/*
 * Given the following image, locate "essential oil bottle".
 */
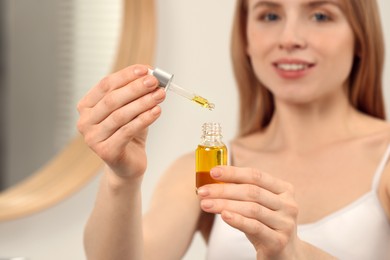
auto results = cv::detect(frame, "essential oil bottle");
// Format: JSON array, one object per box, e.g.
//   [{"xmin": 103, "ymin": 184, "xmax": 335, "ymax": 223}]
[{"xmin": 195, "ymin": 122, "xmax": 228, "ymax": 188}]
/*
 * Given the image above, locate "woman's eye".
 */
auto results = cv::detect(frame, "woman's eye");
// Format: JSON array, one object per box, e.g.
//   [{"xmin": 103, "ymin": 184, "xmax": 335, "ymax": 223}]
[
  {"xmin": 313, "ymin": 12, "xmax": 330, "ymax": 22},
  {"xmin": 259, "ymin": 12, "xmax": 280, "ymax": 22}
]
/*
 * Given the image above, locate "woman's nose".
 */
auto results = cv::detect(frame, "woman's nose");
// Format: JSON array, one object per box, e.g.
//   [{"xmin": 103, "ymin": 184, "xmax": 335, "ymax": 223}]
[{"xmin": 278, "ymin": 21, "xmax": 307, "ymax": 52}]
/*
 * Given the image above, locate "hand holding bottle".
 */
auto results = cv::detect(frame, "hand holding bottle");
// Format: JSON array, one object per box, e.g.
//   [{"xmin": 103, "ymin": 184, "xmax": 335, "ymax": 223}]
[
  {"xmin": 197, "ymin": 166, "xmax": 302, "ymax": 259},
  {"xmin": 77, "ymin": 64, "xmax": 166, "ymax": 179}
]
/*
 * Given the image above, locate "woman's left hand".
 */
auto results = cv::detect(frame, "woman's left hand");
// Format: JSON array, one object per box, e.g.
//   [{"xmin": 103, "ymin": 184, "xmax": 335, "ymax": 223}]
[{"xmin": 197, "ymin": 166, "xmax": 301, "ymax": 259}]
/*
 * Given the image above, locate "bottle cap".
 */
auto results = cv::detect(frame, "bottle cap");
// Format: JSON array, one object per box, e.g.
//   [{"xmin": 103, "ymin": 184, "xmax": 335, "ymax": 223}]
[{"xmin": 148, "ymin": 68, "xmax": 174, "ymax": 90}]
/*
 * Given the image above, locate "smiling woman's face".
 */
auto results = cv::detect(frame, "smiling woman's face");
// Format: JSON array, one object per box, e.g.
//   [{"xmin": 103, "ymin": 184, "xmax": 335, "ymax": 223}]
[{"xmin": 246, "ymin": 0, "xmax": 355, "ymax": 105}]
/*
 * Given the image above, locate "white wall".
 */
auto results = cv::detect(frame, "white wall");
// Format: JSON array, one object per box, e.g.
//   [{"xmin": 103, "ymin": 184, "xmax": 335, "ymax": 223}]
[{"xmin": 0, "ymin": 0, "xmax": 389, "ymax": 259}]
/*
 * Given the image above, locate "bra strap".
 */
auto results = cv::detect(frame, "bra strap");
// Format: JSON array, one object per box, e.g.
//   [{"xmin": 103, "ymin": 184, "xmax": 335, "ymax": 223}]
[{"xmin": 372, "ymin": 143, "xmax": 390, "ymax": 190}]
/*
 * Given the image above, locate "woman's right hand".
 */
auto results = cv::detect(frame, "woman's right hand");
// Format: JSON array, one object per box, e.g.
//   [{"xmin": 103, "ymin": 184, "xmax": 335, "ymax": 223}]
[{"xmin": 77, "ymin": 64, "xmax": 165, "ymax": 179}]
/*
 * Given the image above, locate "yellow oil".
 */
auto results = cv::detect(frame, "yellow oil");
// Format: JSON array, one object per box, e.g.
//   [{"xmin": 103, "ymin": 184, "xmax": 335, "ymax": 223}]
[
  {"xmin": 195, "ymin": 145, "xmax": 227, "ymax": 188},
  {"xmin": 192, "ymin": 95, "xmax": 215, "ymax": 110}
]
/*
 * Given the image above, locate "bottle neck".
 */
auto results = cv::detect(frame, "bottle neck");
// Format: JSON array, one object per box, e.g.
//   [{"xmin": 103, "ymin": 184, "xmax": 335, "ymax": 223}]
[
  {"xmin": 200, "ymin": 122, "xmax": 224, "ymax": 146},
  {"xmin": 202, "ymin": 134, "xmax": 222, "ymax": 142}
]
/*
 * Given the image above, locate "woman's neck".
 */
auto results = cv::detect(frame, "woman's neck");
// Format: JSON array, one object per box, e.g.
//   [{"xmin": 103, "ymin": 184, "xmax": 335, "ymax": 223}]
[{"xmin": 263, "ymin": 94, "xmax": 361, "ymax": 153}]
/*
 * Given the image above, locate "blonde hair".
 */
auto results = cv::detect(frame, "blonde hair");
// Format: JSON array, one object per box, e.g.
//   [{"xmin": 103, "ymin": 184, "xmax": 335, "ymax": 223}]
[{"xmin": 231, "ymin": 0, "xmax": 386, "ymax": 137}]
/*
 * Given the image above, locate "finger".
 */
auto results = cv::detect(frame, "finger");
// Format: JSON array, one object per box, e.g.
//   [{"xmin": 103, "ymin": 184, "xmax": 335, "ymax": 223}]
[
  {"xmin": 106, "ymin": 105, "xmax": 162, "ymax": 151},
  {"xmin": 210, "ymin": 166, "xmax": 290, "ymax": 195},
  {"xmin": 220, "ymin": 210, "xmax": 286, "ymax": 250},
  {"xmin": 91, "ymin": 105, "xmax": 162, "ymax": 161},
  {"xmin": 91, "ymin": 88, "xmax": 166, "ymax": 143},
  {"xmin": 78, "ymin": 64, "xmax": 149, "ymax": 111},
  {"xmin": 89, "ymin": 74, "xmax": 159, "ymax": 125},
  {"xmin": 83, "ymin": 86, "xmax": 165, "ymax": 146},
  {"xmin": 197, "ymin": 183, "xmax": 281, "ymax": 211},
  {"xmin": 77, "ymin": 75, "xmax": 160, "ymax": 137},
  {"xmin": 200, "ymin": 198, "xmax": 286, "ymax": 229}
]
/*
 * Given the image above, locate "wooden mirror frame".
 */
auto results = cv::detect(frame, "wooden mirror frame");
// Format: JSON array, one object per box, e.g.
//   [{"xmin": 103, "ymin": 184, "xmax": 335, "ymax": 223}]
[{"xmin": 0, "ymin": 0, "xmax": 156, "ymax": 221}]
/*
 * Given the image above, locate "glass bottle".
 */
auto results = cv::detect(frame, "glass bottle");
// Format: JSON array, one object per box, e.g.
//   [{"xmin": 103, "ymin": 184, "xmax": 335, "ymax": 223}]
[{"xmin": 195, "ymin": 122, "xmax": 228, "ymax": 188}]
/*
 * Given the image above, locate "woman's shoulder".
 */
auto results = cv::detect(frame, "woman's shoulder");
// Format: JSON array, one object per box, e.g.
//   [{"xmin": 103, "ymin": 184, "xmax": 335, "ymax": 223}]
[
  {"xmin": 354, "ymin": 114, "xmax": 390, "ymax": 145},
  {"xmin": 230, "ymin": 131, "xmax": 265, "ymax": 150},
  {"xmin": 365, "ymin": 118, "xmax": 390, "ymax": 221},
  {"xmin": 351, "ymin": 114, "xmax": 390, "ymax": 219},
  {"xmin": 169, "ymin": 151, "xmax": 195, "ymax": 168},
  {"xmin": 159, "ymin": 150, "xmax": 196, "ymax": 181}
]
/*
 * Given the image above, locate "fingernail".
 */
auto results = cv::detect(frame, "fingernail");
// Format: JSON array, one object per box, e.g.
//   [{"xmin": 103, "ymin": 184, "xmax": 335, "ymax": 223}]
[
  {"xmin": 196, "ymin": 187, "xmax": 209, "ymax": 196},
  {"xmin": 152, "ymin": 89, "xmax": 165, "ymax": 101},
  {"xmin": 151, "ymin": 106, "xmax": 161, "ymax": 116},
  {"xmin": 201, "ymin": 200, "xmax": 214, "ymax": 209},
  {"xmin": 143, "ymin": 76, "xmax": 156, "ymax": 87},
  {"xmin": 134, "ymin": 67, "xmax": 147, "ymax": 76},
  {"xmin": 222, "ymin": 211, "xmax": 233, "ymax": 220},
  {"xmin": 210, "ymin": 168, "xmax": 221, "ymax": 178}
]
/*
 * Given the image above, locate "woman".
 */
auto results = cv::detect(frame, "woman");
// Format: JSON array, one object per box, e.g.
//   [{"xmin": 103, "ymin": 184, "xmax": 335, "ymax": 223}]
[{"xmin": 77, "ymin": 0, "xmax": 390, "ymax": 259}]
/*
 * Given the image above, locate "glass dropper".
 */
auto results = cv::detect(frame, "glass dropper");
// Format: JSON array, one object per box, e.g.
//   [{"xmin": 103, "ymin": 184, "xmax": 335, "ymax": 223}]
[{"xmin": 148, "ymin": 67, "xmax": 215, "ymax": 110}]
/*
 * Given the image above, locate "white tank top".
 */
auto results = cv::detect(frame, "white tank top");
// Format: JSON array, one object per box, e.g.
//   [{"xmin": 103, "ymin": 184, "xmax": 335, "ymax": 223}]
[{"xmin": 206, "ymin": 145, "xmax": 390, "ymax": 260}]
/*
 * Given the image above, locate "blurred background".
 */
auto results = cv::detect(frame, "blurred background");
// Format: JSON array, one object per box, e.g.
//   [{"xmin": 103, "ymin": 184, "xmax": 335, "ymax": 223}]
[{"xmin": 0, "ymin": 0, "xmax": 388, "ymax": 259}]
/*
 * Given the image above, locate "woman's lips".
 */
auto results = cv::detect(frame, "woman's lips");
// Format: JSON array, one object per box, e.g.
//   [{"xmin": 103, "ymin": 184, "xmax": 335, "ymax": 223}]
[{"xmin": 273, "ymin": 60, "xmax": 315, "ymax": 79}]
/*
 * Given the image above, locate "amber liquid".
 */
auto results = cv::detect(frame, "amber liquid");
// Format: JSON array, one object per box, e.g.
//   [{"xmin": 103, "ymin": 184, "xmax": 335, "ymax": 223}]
[
  {"xmin": 192, "ymin": 95, "xmax": 215, "ymax": 110},
  {"xmin": 195, "ymin": 145, "xmax": 227, "ymax": 188}
]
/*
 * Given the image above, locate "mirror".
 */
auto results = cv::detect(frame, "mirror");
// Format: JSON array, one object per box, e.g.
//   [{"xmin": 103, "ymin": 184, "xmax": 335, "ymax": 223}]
[
  {"xmin": 0, "ymin": 0, "xmax": 124, "ymax": 190},
  {"xmin": 0, "ymin": 0, "xmax": 156, "ymax": 221}
]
